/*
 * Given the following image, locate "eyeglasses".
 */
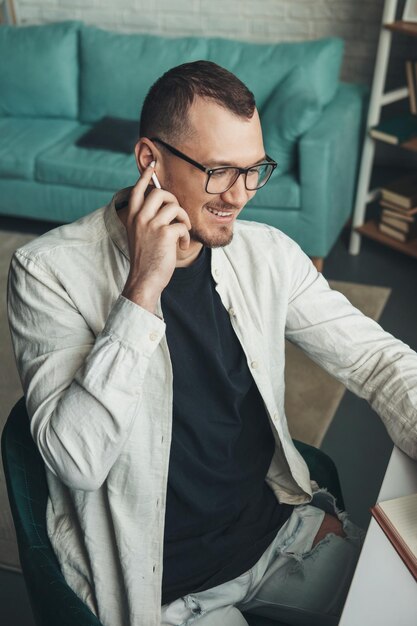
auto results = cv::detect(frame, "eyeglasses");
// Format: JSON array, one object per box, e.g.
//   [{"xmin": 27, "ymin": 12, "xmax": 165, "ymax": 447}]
[{"xmin": 150, "ymin": 137, "xmax": 277, "ymax": 195}]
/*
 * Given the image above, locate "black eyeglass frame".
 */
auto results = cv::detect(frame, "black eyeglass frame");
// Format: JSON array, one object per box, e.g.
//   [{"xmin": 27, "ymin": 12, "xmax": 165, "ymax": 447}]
[{"xmin": 150, "ymin": 136, "xmax": 277, "ymax": 194}]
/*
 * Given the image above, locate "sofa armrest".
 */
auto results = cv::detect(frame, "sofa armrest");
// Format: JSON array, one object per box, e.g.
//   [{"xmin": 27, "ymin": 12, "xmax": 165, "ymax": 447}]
[{"xmin": 298, "ymin": 82, "xmax": 369, "ymax": 257}]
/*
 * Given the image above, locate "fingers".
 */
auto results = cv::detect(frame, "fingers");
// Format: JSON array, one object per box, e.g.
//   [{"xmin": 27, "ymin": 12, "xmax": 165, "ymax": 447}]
[
  {"xmin": 127, "ymin": 163, "xmax": 190, "ymax": 230},
  {"xmin": 168, "ymin": 222, "xmax": 191, "ymax": 251},
  {"xmin": 128, "ymin": 186, "xmax": 182, "ymax": 227},
  {"xmin": 137, "ymin": 189, "xmax": 184, "ymax": 224},
  {"xmin": 129, "ymin": 161, "xmax": 155, "ymax": 204},
  {"xmin": 125, "ymin": 163, "xmax": 191, "ymax": 255},
  {"xmin": 150, "ymin": 202, "xmax": 191, "ymax": 231},
  {"xmin": 127, "ymin": 163, "xmax": 176, "ymax": 220}
]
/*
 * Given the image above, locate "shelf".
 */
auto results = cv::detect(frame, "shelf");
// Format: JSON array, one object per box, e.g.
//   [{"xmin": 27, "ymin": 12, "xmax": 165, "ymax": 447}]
[
  {"xmin": 355, "ymin": 220, "xmax": 417, "ymax": 259},
  {"xmin": 384, "ymin": 20, "xmax": 417, "ymax": 36},
  {"xmin": 369, "ymin": 133, "xmax": 417, "ymax": 152}
]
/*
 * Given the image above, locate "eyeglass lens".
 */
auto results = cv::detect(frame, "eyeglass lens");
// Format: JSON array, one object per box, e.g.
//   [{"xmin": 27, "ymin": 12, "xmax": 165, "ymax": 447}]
[{"xmin": 207, "ymin": 163, "xmax": 274, "ymax": 194}]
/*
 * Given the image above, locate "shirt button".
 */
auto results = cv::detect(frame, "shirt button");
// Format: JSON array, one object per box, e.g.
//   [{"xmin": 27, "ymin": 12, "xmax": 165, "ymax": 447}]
[
  {"xmin": 228, "ymin": 307, "xmax": 236, "ymax": 317},
  {"xmin": 149, "ymin": 331, "xmax": 158, "ymax": 341},
  {"xmin": 273, "ymin": 412, "xmax": 279, "ymax": 421},
  {"xmin": 250, "ymin": 360, "xmax": 258, "ymax": 369},
  {"xmin": 214, "ymin": 268, "xmax": 220, "ymax": 277}
]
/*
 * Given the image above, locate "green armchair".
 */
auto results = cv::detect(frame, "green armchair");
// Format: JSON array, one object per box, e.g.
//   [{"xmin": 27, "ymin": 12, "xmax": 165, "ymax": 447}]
[{"xmin": 2, "ymin": 397, "xmax": 344, "ymax": 626}]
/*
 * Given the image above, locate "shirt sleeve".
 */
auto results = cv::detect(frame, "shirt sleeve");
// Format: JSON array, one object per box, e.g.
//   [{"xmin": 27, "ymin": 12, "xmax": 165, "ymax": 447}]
[
  {"xmin": 283, "ymin": 237, "xmax": 417, "ymax": 460},
  {"xmin": 7, "ymin": 250, "xmax": 166, "ymax": 491}
]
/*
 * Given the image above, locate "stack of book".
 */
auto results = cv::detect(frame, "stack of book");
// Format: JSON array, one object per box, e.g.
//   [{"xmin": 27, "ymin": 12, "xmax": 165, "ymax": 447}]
[{"xmin": 378, "ymin": 173, "xmax": 417, "ymax": 242}]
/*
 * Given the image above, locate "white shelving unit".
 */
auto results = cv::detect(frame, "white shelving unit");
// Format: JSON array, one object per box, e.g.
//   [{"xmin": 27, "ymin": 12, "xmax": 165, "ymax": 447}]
[{"xmin": 349, "ymin": 0, "xmax": 417, "ymax": 259}]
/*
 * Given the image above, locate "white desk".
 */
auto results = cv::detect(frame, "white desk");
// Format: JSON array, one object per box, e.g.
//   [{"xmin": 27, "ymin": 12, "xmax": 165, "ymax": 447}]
[{"xmin": 339, "ymin": 446, "xmax": 417, "ymax": 626}]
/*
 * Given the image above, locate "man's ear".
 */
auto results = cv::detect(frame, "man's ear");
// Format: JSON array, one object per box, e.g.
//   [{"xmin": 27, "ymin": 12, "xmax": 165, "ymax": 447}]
[{"xmin": 134, "ymin": 139, "xmax": 156, "ymax": 174}]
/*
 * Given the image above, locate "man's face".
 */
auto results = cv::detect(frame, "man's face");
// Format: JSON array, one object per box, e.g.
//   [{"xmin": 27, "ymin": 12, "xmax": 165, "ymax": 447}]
[{"xmin": 160, "ymin": 97, "xmax": 265, "ymax": 249}]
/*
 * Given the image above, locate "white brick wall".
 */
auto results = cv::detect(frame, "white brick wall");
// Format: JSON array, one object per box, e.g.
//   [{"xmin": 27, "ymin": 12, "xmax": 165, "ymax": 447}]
[{"xmin": 13, "ymin": 0, "xmax": 415, "ymax": 88}]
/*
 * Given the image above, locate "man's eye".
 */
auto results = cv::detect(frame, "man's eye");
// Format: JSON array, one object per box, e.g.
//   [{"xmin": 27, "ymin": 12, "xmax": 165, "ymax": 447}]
[{"xmin": 211, "ymin": 169, "xmax": 229, "ymax": 178}]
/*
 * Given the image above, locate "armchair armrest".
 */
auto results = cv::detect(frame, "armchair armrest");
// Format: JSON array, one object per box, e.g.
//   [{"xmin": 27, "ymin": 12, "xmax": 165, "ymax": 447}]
[{"xmin": 298, "ymin": 82, "xmax": 369, "ymax": 257}]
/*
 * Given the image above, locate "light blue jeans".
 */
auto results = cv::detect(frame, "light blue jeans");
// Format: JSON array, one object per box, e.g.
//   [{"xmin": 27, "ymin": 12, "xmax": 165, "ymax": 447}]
[{"xmin": 161, "ymin": 490, "xmax": 365, "ymax": 626}]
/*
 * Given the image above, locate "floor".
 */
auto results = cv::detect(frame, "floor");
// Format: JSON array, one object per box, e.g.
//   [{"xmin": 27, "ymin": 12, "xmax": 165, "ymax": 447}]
[{"xmin": 0, "ymin": 215, "xmax": 416, "ymax": 626}]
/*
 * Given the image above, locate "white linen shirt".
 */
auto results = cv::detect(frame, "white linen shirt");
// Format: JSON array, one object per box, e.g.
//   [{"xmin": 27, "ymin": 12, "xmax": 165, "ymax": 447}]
[{"xmin": 7, "ymin": 188, "xmax": 417, "ymax": 626}]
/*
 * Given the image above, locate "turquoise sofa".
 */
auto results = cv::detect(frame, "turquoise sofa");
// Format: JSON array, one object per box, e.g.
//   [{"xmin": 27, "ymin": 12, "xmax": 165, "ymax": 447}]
[{"xmin": 0, "ymin": 21, "xmax": 367, "ymax": 258}]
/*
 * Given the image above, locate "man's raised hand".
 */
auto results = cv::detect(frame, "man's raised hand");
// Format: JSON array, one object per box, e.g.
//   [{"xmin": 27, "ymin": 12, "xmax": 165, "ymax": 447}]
[{"xmin": 121, "ymin": 162, "xmax": 191, "ymax": 314}]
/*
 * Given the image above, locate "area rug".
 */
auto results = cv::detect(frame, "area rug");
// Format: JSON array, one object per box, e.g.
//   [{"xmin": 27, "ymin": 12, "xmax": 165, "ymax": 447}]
[{"xmin": 0, "ymin": 229, "xmax": 391, "ymax": 570}]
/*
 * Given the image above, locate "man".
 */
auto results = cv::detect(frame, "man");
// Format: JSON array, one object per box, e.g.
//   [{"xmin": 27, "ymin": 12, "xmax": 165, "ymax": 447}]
[{"xmin": 7, "ymin": 61, "xmax": 417, "ymax": 626}]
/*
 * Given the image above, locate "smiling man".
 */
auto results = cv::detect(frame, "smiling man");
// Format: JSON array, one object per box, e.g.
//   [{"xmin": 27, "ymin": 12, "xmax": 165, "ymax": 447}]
[{"xmin": 7, "ymin": 61, "xmax": 417, "ymax": 626}]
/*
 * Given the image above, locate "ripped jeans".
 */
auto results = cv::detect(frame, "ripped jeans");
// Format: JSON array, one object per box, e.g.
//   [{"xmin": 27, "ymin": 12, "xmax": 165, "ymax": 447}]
[{"xmin": 161, "ymin": 490, "xmax": 365, "ymax": 626}]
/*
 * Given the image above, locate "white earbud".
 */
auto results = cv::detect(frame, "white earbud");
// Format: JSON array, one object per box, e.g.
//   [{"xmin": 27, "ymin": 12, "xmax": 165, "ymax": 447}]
[{"xmin": 150, "ymin": 160, "xmax": 162, "ymax": 189}]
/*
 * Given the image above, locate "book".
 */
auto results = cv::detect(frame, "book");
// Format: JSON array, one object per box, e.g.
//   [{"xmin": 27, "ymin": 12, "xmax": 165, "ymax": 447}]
[
  {"xmin": 371, "ymin": 493, "xmax": 417, "ymax": 581},
  {"xmin": 380, "ymin": 173, "xmax": 417, "ymax": 208},
  {"xmin": 370, "ymin": 113, "xmax": 417, "ymax": 145},
  {"xmin": 381, "ymin": 215, "xmax": 417, "ymax": 233},
  {"xmin": 379, "ymin": 221, "xmax": 417, "ymax": 242},
  {"xmin": 381, "ymin": 207, "xmax": 416, "ymax": 223},
  {"xmin": 406, "ymin": 60, "xmax": 417, "ymax": 115},
  {"xmin": 380, "ymin": 199, "xmax": 417, "ymax": 215}
]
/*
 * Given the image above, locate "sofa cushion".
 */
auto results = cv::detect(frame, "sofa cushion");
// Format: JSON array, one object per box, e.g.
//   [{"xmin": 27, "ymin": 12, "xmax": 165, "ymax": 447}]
[
  {"xmin": 261, "ymin": 66, "xmax": 323, "ymax": 176},
  {"xmin": 0, "ymin": 178, "xmax": 112, "ymax": 223},
  {"xmin": 79, "ymin": 24, "xmax": 343, "ymax": 123},
  {"xmin": 0, "ymin": 21, "xmax": 79, "ymax": 119},
  {"xmin": 35, "ymin": 125, "xmax": 138, "ymax": 191},
  {"xmin": 206, "ymin": 36, "xmax": 344, "ymax": 111},
  {"xmin": 80, "ymin": 27, "xmax": 208, "ymax": 123},
  {"xmin": 0, "ymin": 118, "xmax": 79, "ymax": 180}
]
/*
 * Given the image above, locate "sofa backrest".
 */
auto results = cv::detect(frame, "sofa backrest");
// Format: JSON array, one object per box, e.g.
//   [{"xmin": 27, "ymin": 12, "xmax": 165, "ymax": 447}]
[
  {"xmin": 0, "ymin": 19, "xmax": 344, "ymax": 145},
  {"xmin": 79, "ymin": 24, "xmax": 344, "ymax": 124},
  {"xmin": 0, "ymin": 21, "xmax": 79, "ymax": 119}
]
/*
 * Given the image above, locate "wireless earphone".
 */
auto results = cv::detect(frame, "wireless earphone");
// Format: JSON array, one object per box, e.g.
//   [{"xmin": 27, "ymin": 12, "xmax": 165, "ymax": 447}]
[{"xmin": 150, "ymin": 159, "xmax": 162, "ymax": 189}]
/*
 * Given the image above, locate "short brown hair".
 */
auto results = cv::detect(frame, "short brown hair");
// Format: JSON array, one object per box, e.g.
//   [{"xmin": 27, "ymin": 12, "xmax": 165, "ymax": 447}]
[{"xmin": 139, "ymin": 60, "xmax": 256, "ymax": 142}]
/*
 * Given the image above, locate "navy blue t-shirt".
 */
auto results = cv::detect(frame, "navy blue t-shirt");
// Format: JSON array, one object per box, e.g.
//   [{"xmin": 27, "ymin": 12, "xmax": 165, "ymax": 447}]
[{"xmin": 161, "ymin": 247, "xmax": 293, "ymax": 605}]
